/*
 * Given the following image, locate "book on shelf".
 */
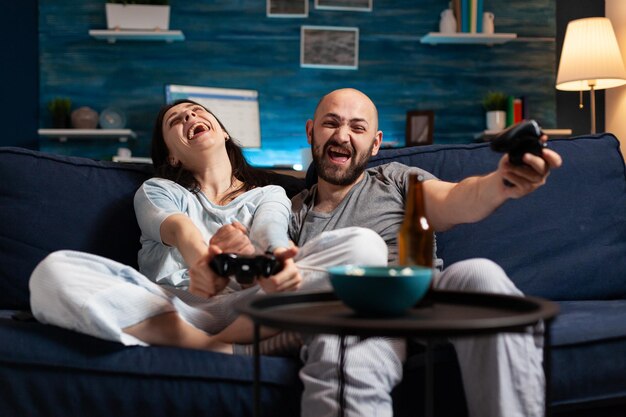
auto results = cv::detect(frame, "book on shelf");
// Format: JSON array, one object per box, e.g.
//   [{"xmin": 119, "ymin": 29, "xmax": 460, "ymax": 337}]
[
  {"xmin": 470, "ymin": 0, "xmax": 477, "ymax": 33},
  {"xmin": 452, "ymin": 0, "xmax": 462, "ymax": 33},
  {"xmin": 513, "ymin": 98, "xmax": 523, "ymax": 124},
  {"xmin": 460, "ymin": 0, "xmax": 469, "ymax": 32},
  {"xmin": 455, "ymin": 0, "xmax": 483, "ymax": 33},
  {"xmin": 476, "ymin": 0, "xmax": 483, "ymax": 32}
]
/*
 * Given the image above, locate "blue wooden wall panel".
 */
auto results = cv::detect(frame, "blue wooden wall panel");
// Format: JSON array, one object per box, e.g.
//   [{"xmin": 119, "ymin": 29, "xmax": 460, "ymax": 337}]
[{"xmin": 39, "ymin": 0, "xmax": 556, "ymax": 165}]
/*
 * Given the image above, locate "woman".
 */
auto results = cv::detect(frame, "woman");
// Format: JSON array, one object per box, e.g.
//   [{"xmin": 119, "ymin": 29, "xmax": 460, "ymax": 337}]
[
  {"xmin": 29, "ymin": 100, "xmax": 387, "ymax": 354},
  {"xmin": 125, "ymin": 99, "xmax": 305, "ymax": 351}
]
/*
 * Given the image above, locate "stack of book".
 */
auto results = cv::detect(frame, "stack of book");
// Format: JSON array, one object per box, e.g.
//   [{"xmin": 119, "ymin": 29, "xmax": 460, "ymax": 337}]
[
  {"xmin": 506, "ymin": 96, "xmax": 526, "ymax": 127},
  {"xmin": 451, "ymin": 0, "xmax": 484, "ymax": 33}
]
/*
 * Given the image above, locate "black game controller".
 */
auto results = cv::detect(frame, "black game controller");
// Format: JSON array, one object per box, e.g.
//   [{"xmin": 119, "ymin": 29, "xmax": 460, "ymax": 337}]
[
  {"xmin": 490, "ymin": 119, "xmax": 547, "ymax": 187},
  {"xmin": 490, "ymin": 119, "xmax": 546, "ymax": 166},
  {"xmin": 209, "ymin": 253, "xmax": 282, "ymax": 285}
]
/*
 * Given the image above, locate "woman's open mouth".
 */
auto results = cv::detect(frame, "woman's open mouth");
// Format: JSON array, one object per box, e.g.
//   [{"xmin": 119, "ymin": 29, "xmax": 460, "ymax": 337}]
[{"xmin": 187, "ymin": 122, "xmax": 211, "ymax": 140}]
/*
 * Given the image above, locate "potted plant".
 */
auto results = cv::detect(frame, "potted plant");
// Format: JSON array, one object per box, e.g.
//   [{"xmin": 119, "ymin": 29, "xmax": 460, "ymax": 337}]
[
  {"xmin": 106, "ymin": 0, "xmax": 170, "ymax": 31},
  {"xmin": 482, "ymin": 91, "xmax": 508, "ymax": 131},
  {"xmin": 48, "ymin": 98, "xmax": 71, "ymax": 129}
]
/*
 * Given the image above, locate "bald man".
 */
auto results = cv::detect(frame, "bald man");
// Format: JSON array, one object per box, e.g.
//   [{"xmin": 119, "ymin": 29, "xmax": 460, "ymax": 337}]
[{"xmin": 289, "ymin": 88, "xmax": 562, "ymax": 417}]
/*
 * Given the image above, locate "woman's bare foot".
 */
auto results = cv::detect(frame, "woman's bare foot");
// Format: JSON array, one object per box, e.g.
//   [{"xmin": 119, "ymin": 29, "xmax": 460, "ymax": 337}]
[
  {"xmin": 123, "ymin": 311, "xmax": 233, "ymax": 353},
  {"xmin": 205, "ymin": 338, "xmax": 233, "ymax": 354}
]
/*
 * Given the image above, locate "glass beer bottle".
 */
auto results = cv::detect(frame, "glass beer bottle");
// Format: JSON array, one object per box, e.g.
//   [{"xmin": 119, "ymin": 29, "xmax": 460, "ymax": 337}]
[{"xmin": 398, "ymin": 173, "xmax": 433, "ymax": 267}]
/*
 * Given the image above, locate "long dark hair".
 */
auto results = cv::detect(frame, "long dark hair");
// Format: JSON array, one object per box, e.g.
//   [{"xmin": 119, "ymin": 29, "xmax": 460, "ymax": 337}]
[{"xmin": 151, "ymin": 99, "xmax": 272, "ymax": 202}]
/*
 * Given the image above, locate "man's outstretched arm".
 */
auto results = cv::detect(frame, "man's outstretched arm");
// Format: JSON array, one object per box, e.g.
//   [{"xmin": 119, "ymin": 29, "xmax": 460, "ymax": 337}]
[{"xmin": 424, "ymin": 146, "xmax": 563, "ymax": 232}]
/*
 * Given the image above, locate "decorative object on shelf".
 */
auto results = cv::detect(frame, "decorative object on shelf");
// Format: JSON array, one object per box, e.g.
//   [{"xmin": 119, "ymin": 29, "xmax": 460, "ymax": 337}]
[
  {"xmin": 47, "ymin": 97, "xmax": 71, "ymax": 129},
  {"xmin": 405, "ymin": 110, "xmax": 434, "ymax": 146},
  {"xmin": 99, "ymin": 107, "xmax": 127, "ymax": 129},
  {"xmin": 116, "ymin": 147, "xmax": 132, "ymax": 159},
  {"xmin": 556, "ymin": 17, "xmax": 626, "ymax": 134},
  {"xmin": 71, "ymin": 107, "xmax": 99, "ymax": 129},
  {"xmin": 482, "ymin": 12, "xmax": 494, "ymax": 34},
  {"xmin": 105, "ymin": 1, "xmax": 170, "ymax": 31},
  {"xmin": 439, "ymin": 8, "xmax": 457, "ymax": 34},
  {"xmin": 267, "ymin": 0, "xmax": 308, "ymax": 18},
  {"xmin": 482, "ymin": 91, "xmax": 508, "ymax": 131}
]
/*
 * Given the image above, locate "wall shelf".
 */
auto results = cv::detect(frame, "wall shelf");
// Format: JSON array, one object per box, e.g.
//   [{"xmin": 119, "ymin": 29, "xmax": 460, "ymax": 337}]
[
  {"xmin": 421, "ymin": 32, "xmax": 517, "ymax": 45},
  {"xmin": 112, "ymin": 156, "xmax": 152, "ymax": 164},
  {"xmin": 474, "ymin": 128, "xmax": 572, "ymax": 141},
  {"xmin": 89, "ymin": 29, "xmax": 185, "ymax": 43},
  {"xmin": 38, "ymin": 128, "xmax": 137, "ymax": 143}
]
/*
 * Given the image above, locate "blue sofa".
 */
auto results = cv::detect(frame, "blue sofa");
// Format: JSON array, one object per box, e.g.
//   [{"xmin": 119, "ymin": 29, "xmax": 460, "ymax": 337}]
[{"xmin": 0, "ymin": 133, "xmax": 625, "ymax": 416}]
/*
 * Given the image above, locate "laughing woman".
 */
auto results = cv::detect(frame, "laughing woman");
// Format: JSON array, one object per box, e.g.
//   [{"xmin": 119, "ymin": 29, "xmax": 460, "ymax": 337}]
[{"xmin": 28, "ymin": 100, "xmax": 387, "ymax": 354}]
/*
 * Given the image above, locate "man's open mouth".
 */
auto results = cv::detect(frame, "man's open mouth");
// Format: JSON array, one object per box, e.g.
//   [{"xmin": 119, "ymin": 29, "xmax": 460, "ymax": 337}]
[
  {"xmin": 187, "ymin": 122, "xmax": 210, "ymax": 140},
  {"xmin": 326, "ymin": 146, "xmax": 352, "ymax": 163}
]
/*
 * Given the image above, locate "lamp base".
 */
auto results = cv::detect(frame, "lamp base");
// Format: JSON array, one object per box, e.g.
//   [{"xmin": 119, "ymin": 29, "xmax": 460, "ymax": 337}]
[{"xmin": 590, "ymin": 84, "xmax": 596, "ymax": 134}]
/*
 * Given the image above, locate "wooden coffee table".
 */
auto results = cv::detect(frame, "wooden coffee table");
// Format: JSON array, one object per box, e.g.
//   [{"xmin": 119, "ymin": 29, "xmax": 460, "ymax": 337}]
[{"xmin": 237, "ymin": 290, "xmax": 559, "ymax": 417}]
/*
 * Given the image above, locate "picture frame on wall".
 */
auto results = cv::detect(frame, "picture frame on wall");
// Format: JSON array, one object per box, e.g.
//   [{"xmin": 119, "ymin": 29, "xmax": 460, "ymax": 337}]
[
  {"xmin": 314, "ymin": 0, "xmax": 373, "ymax": 12},
  {"xmin": 301, "ymin": 26, "xmax": 359, "ymax": 70},
  {"xmin": 406, "ymin": 110, "xmax": 434, "ymax": 146},
  {"xmin": 267, "ymin": 0, "xmax": 308, "ymax": 18}
]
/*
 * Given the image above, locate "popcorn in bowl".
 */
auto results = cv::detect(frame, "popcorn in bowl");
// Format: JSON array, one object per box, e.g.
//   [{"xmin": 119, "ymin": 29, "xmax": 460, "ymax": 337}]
[{"xmin": 328, "ymin": 265, "xmax": 433, "ymax": 317}]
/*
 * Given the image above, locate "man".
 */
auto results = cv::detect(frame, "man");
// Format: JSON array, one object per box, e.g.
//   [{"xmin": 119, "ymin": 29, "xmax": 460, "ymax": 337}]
[{"xmin": 289, "ymin": 88, "xmax": 562, "ymax": 417}]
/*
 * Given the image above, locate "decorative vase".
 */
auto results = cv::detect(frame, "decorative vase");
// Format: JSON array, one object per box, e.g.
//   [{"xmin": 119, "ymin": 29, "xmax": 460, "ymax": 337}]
[
  {"xmin": 71, "ymin": 107, "xmax": 99, "ymax": 129},
  {"xmin": 99, "ymin": 107, "xmax": 127, "ymax": 129},
  {"xmin": 439, "ymin": 9, "xmax": 457, "ymax": 34},
  {"xmin": 482, "ymin": 12, "xmax": 495, "ymax": 34},
  {"xmin": 486, "ymin": 110, "xmax": 506, "ymax": 131},
  {"xmin": 105, "ymin": 3, "xmax": 170, "ymax": 31}
]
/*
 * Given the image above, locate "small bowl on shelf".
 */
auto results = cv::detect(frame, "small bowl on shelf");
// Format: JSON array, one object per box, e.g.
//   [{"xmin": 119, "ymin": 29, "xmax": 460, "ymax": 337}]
[{"xmin": 328, "ymin": 265, "xmax": 433, "ymax": 317}]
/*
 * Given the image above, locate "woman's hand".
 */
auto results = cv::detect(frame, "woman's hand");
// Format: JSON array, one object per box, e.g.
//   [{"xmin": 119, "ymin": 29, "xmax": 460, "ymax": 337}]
[
  {"xmin": 209, "ymin": 222, "xmax": 255, "ymax": 255},
  {"xmin": 188, "ymin": 245, "xmax": 230, "ymax": 298},
  {"xmin": 257, "ymin": 246, "xmax": 302, "ymax": 294}
]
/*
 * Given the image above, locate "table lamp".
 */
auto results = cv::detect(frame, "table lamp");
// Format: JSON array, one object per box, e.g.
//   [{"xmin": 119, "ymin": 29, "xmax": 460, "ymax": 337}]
[{"xmin": 556, "ymin": 17, "xmax": 626, "ymax": 133}]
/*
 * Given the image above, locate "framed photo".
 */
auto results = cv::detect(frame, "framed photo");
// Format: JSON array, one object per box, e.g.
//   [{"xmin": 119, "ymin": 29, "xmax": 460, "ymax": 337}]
[
  {"xmin": 315, "ymin": 0, "xmax": 373, "ymax": 12},
  {"xmin": 300, "ymin": 26, "xmax": 359, "ymax": 70},
  {"xmin": 267, "ymin": 0, "xmax": 308, "ymax": 18},
  {"xmin": 405, "ymin": 110, "xmax": 434, "ymax": 146}
]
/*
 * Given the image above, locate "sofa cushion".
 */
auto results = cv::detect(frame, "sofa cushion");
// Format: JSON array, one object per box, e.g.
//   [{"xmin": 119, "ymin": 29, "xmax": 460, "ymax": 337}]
[
  {"xmin": 366, "ymin": 135, "xmax": 626, "ymax": 300},
  {"xmin": 0, "ymin": 315, "xmax": 302, "ymax": 416},
  {"xmin": 550, "ymin": 300, "xmax": 626, "ymax": 408}
]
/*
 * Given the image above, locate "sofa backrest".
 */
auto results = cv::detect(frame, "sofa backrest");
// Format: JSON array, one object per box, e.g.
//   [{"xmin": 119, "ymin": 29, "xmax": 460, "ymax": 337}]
[
  {"xmin": 0, "ymin": 147, "xmax": 307, "ymax": 310},
  {"xmin": 0, "ymin": 147, "xmax": 153, "ymax": 309},
  {"xmin": 368, "ymin": 134, "xmax": 626, "ymax": 301}
]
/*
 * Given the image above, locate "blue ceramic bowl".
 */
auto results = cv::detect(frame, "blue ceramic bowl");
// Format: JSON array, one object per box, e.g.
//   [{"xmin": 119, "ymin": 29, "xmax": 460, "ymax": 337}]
[{"xmin": 328, "ymin": 265, "xmax": 433, "ymax": 317}]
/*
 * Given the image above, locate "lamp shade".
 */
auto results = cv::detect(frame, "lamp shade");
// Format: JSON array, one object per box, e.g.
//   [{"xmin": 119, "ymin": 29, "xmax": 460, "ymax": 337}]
[{"xmin": 556, "ymin": 17, "xmax": 626, "ymax": 91}]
